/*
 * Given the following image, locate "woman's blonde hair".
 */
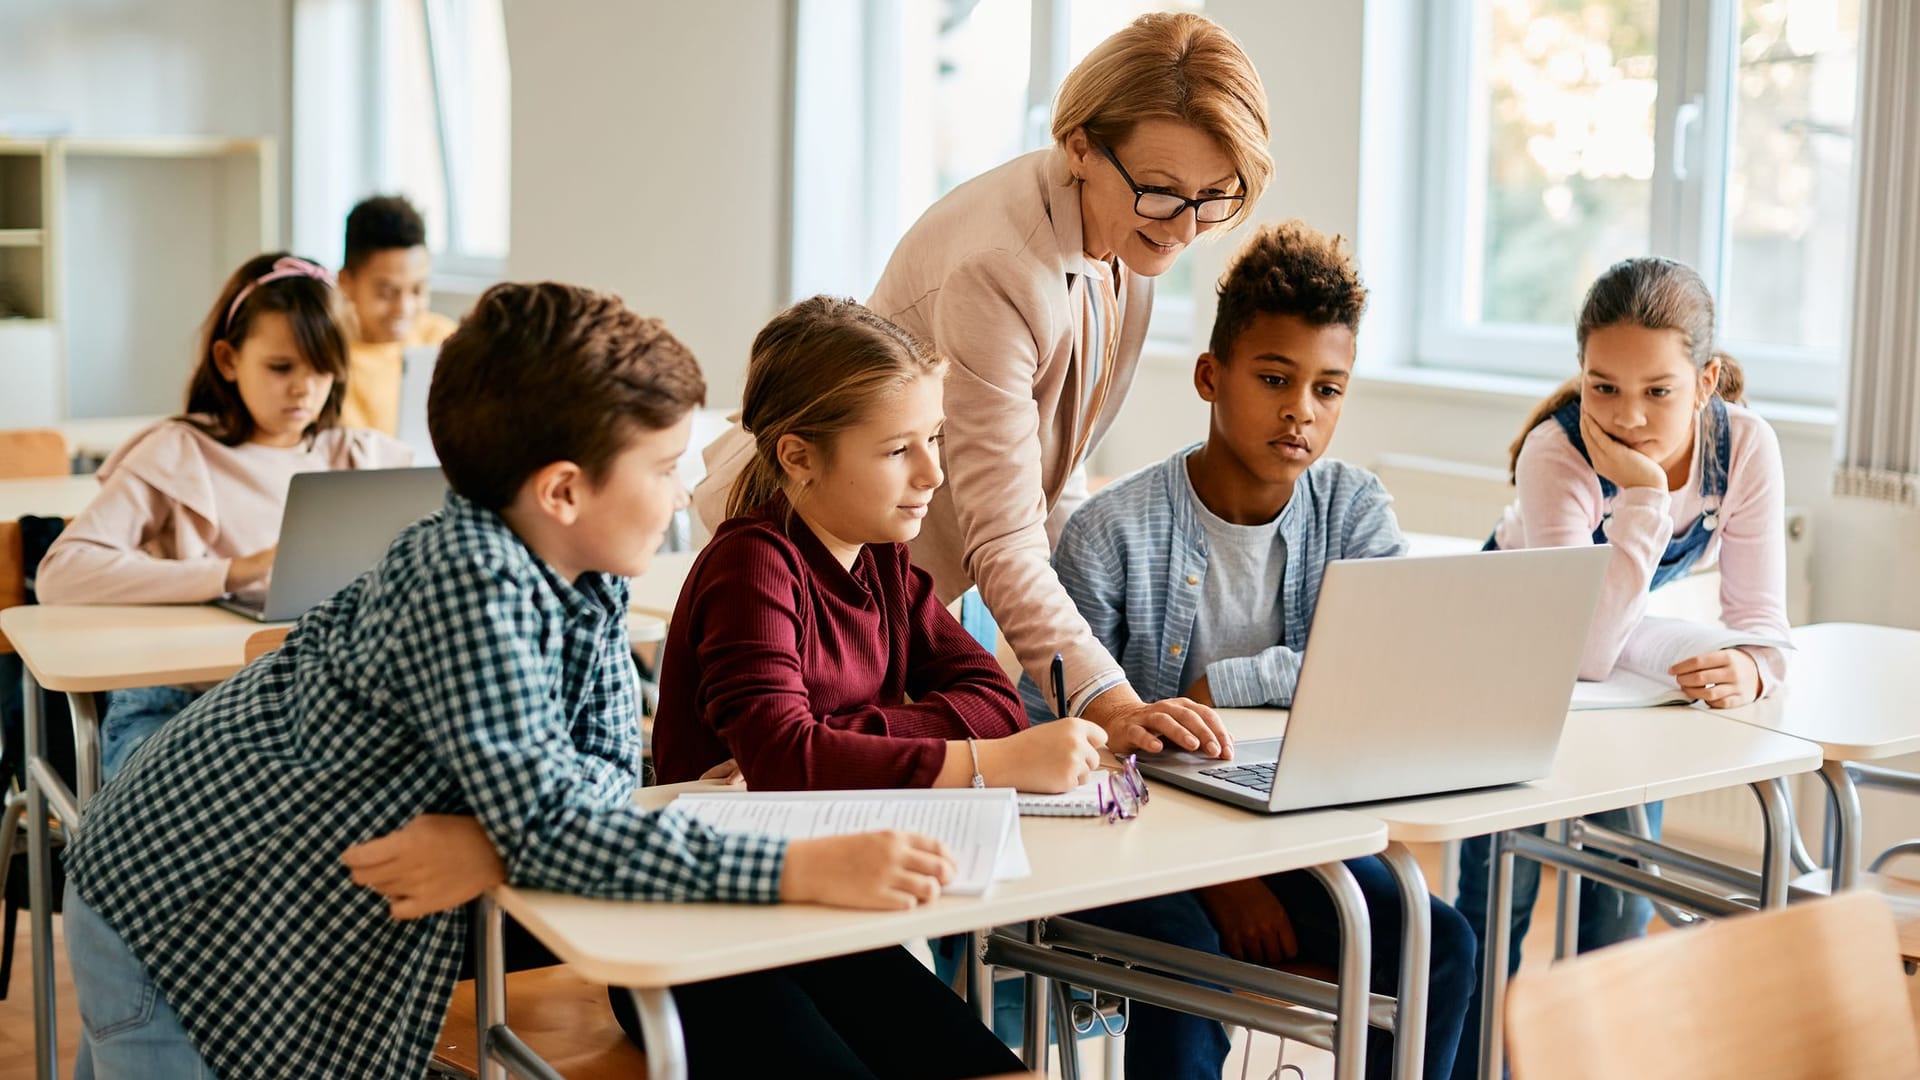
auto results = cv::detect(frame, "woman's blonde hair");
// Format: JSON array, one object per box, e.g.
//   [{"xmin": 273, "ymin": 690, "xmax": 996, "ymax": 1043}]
[
  {"xmin": 1050, "ymin": 12, "xmax": 1272, "ymax": 225},
  {"xmin": 727, "ymin": 296, "xmax": 947, "ymax": 519},
  {"xmin": 1507, "ymin": 256, "xmax": 1746, "ymax": 480}
]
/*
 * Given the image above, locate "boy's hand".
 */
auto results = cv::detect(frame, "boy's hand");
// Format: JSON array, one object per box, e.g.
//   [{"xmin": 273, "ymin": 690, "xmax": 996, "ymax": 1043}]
[
  {"xmin": 225, "ymin": 546, "xmax": 277, "ymax": 592},
  {"xmin": 1086, "ymin": 687, "xmax": 1232, "ymax": 759},
  {"xmin": 1197, "ymin": 878, "xmax": 1299, "ymax": 966},
  {"xmin": 780, "ymin": 831, "xmax": 955, "ymax": 910},
  {"xmin": 1579, "ymin": 408, "xmax": 1666, "ymax": 492},
  {"xmin": 978, "ymin": 719, "xmax": 1106, "ymax": 792},
  {"xmin": 341, "ymin": 814, "xmax": 505, "ymax": 920},
  {"xmin": 1670, "ymin": 648, "xmax": 1761, "ymax": 709},
  {"xmin": 698, "ymin": 759, "xmax": 745, "ymax": 786}
]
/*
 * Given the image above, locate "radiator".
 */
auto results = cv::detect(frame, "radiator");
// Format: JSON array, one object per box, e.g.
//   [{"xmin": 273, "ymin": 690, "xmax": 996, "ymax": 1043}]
[{"xmin": 1370, "ymin": 453, "xmax": 1818, "ymax": 858}]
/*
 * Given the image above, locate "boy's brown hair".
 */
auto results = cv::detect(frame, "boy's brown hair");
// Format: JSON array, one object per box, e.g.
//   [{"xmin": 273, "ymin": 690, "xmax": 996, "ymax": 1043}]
[
  {"xmin": 1208, "ymin": 221, "xmax": 1369, "ymax": 361},
  {"xmin": 429, "ymin": 282, "xmax": 706, "ymax": 509}
]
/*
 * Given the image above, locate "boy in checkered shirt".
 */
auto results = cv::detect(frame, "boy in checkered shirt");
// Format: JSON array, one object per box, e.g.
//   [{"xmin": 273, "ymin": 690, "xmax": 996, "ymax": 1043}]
[{"xmin": 61, "ymin": 283, "xmax": 1007, "ymax": 1079}]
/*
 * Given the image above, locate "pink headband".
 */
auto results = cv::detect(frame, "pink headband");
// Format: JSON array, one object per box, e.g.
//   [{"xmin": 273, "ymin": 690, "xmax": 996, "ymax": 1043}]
[{"xmin": 224, "ymin": 256, "xmax": 336, "ymax": 328}]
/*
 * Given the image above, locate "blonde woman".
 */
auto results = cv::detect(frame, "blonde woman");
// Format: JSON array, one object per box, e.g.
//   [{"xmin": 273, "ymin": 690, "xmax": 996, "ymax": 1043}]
[{"xmin": 702, "ymin": 11, "xmax": 1271, "ymax": 760}]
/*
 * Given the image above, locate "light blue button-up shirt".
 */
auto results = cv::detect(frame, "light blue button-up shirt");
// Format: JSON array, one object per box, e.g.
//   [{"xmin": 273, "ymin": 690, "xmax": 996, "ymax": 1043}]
[{"xmin": 1022, "ymin": 445, "xmax": 1407, "ymax": 720}]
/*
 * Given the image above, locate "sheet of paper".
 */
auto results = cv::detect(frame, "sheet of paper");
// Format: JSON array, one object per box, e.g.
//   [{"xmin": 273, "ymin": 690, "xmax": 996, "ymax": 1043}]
[
  {"xmin": 1615, "ymin": 616, "xmax": 1793, "ymax": 680},
  {"xmin": 1570, "ymin": 668, "xmax": 1688, "ymax": 710},
  {"xmin": 673, "ymin": 788, "xmax": 1021, "ymax": 896}
]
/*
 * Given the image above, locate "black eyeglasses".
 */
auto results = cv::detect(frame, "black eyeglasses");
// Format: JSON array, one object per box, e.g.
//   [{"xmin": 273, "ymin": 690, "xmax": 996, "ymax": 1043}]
[{"xmin": 1097, "ymin": 143, "xmax": 1245, "ymax": 224}]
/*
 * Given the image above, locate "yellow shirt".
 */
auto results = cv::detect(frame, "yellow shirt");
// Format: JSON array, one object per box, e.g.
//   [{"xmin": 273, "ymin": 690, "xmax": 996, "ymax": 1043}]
[{"xmin": 339, "ymin": 310, "xmax": 458, "ymax": 434}]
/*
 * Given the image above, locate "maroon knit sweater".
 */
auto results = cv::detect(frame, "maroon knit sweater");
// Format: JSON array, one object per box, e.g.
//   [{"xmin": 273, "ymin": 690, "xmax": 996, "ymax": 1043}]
[{"xmin": 651, "ymin": 496, "xmax": 1026, "ymax": 789}]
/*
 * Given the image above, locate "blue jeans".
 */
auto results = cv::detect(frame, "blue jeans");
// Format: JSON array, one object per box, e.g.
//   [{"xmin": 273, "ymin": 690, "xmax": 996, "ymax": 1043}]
[
  {"xmin": 1450, "ymin": 802, "xmax": 1665, "ymax": 1080},
  {"xmin": 64, "ymin": 882, "xmax": 214, "ymax": 1079},
  {"xmin": 100, "ymin": 686, "xmax": 199, "ymax": 783}
]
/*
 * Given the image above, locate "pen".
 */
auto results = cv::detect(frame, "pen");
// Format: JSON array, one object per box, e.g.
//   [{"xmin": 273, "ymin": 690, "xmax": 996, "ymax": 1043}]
[{"xmin": 1050, "ymin": 652, "xmax": 1068, "ymax": 719}]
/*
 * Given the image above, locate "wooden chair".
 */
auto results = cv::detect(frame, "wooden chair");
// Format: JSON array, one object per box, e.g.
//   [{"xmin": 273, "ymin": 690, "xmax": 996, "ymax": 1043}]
[
  {"xmin": 1792, "ymin": 867, "xmax": 1920, "ymax": 965},
  {"xmin": 243, "ymin": 626, "xmax": 290, "ymax": 664},
  {"xmin": 0, "ymin": 428, "xmax": 67, "ymax": 480},
  {"xmin": 1506, "ymin": 891, "xmax": 1920, "ymax": 1080},
  {"xmin": 434, "ymin": 966, "xmax": 647, "ymax": 1080}
]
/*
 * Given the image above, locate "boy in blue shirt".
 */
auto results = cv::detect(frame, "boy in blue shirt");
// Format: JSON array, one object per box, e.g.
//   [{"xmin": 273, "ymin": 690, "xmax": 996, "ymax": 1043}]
[
  {"xmin": 60, "ymin": 283, "xmax": 1017, "ymax": 1080},
  {"xmin": 1031, "ymin": 222, "xmax": 1477, "ymax": 1079}
]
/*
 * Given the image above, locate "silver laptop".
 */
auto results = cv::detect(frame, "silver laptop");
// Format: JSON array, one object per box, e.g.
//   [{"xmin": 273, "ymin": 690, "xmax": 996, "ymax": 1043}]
[
  {"xmin": 1138, "ymin": 545, "xmax": 1612, "ymax": 813},
  {"xmin": 395, "ymin": 344, "xmax": 441, "ymax": 465},
  {"xmin": 214, "ymin": 466, "xmax": 448, "ymax": 622}
]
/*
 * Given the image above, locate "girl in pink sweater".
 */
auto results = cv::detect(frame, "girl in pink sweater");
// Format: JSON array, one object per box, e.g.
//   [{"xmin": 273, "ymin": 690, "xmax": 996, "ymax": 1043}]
[
  {"xmin": 1452, "ymin": 257, "xmax": 1789, "ymax": 1079},
  {"xmin": 37, "ymin": 253, "xmax": 410, "ymax": 780}
]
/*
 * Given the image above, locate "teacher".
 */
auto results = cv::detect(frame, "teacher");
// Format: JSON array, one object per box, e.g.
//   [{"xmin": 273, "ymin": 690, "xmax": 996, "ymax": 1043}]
[{"xmin": 699, "ymin": 12, "xmax": 1270, "ymax": 759}]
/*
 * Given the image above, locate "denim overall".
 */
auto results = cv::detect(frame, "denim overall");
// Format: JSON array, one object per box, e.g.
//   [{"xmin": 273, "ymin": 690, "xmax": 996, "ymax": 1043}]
[{"xmin": 1451, "ymin": 396, "xmax": 1731, "ymax": 1080}]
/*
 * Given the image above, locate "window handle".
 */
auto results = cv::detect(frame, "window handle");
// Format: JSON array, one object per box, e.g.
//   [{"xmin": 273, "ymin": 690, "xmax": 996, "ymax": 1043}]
[{"xmin": 1672, "ymin": 95, "xmax": 1704, "ymax": 181}]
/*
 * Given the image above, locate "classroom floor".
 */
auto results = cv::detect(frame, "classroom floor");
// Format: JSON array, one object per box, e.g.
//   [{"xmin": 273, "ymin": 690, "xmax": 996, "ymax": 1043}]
[{"xmin": 3, "ymin": 845, "xmax": 1911, "ymax": 1080}]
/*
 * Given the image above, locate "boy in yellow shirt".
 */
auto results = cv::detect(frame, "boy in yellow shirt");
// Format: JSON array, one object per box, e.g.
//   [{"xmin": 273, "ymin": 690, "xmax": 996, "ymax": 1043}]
[{"xmin": 336, "ymin": 195, "xmax": 458, "ymax": 432}]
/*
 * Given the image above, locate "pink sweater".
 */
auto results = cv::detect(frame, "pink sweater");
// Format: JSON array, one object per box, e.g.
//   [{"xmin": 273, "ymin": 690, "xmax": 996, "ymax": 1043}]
[
  {"xmin": 1490, "ymin": 401, "xmax": 1789, "ymax": 690},
  {"xmin": 37, "ymin": 418, "xmax": 412, "ymax": 605}
]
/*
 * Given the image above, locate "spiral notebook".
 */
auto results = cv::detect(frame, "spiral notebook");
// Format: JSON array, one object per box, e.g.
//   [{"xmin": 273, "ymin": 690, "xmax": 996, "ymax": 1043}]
[{"xmin": 1016, "ymin": 780, "xmax": 1106, "ymax": 817}]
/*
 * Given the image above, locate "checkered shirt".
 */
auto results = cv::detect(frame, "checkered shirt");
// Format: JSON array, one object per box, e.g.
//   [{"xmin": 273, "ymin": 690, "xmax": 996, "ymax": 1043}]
[{"xmin": 63, "ymin": 491, "xmax": 786, "ymax": 1079}]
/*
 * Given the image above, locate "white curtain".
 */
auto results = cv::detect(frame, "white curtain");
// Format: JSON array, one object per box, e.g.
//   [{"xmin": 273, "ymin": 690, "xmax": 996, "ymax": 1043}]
[{"xmin": 1836, "ymin": 0, "xmax": 1920, "ymax": 506}]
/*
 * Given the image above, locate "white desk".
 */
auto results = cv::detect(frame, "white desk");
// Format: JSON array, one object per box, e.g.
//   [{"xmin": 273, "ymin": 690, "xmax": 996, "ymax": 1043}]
[
  {"xmin": 629, "ymin": 551, "xmax": 696, "ymax": 620},
  {"xmin": 477, "ymin": 781, "xmax": 1391, "ymax": 1080},
  {"xmin": 0, "ymin": 474, "xmax": 99, "ymax": 521},
  {"xmin": 1719, "ymin": 622, "xmax": 1920, "ymax": 889},
  {"xmin": 1, "ymin": 603, "xmax": 278, "ymax": 1080}
]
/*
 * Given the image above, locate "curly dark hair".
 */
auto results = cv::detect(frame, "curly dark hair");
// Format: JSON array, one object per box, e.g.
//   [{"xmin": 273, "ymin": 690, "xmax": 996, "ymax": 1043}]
[
  {"xmin": 1208, "ymin": 221, "xmax": 1368, "ymax": 360},
  {"xmin": 429, "ymin": 283, "xmax": 707, "ymax": 509},
  {"xmin": 343, "ymin": 195, "xmax": 429, "ymax": 271}
]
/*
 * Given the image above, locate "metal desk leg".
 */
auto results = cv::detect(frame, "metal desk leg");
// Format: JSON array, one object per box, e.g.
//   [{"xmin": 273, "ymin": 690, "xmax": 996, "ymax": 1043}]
[
  {"xmin": 1817, "ymin": 761, "xmax": 1862, "ymax": 892},
  {"xmin": 1049, "ymin": 978, "xmax": 1082, "ymax": 1080},
  {"xmin": 22, "ymin": 667, "xmax": 56, "ymax": 1080},
  {"xmin": 628, "ymin": 988, "xmax": 690, "ymax": 1080},
  {"xmin": 1752, "ymin": 780, "xmax": 1792, "ymax": 907},
  {"xmin": 473, "ymin": 897, "xmax": 508, "ymax": 1080},
  {"xmin": 1380, "ymin": 843, "xmax": 1430, "ymax": 1080},
  {"xmin": 1307, "ymin": 861, "xmax": 1372, "ymax": 1080},
  {"xmin": 967, "ymin": 930, "xmax": 994, "ymax": 1027},
  {"xmin": 1022, "ymin": 921, "xmax": 1049, "ymax": 1071},
  {"xmin": 1553, "ymin": 819, "xmax": 1580, "ymax": 961},
  {"xmin": 1477, "ymin": 831, "xmax": 1516, "ymax": 1080},
  {"xmin": 68, "ymin": 691, "xmax": 101, "ymax": 802}
]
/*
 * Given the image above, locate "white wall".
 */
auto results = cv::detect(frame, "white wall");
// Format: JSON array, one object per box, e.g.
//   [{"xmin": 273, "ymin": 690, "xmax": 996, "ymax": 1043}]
[
  {"xmin": 0, "ymin": 0, "xmax": 293, "ymax": 419},
  {"xmin": 504, "ymin": 0, "xmax": 789, "ymax": 405}
]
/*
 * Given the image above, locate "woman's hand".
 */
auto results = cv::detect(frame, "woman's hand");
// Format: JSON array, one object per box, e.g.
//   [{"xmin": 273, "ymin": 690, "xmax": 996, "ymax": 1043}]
[
  {"xmin": 1579, "ymin": 408, "xmax": 1667, "ymax": 492},
  {"xmin": 1670, "ymin": 648, "xmax": 1761, "ymax": 709},
  {"xmin": 975, "ymin": 719, "xmax": 1107, "ymax": 793},
  {"xmin": 699, "ymin": 759, "xmax": 745, "ymax": 786},
  {"xmin": 341, "ymin": 814, "xmax": 506, "ymax": 920},
  {"xmin": 225, "ymin": 546, "xmax": 277, "ymax": 592},
  {"xmin": 1085, "ymin": 687, "xmax": 1233, "ymax": 759},
  {"xmin": 1197, "ymin": 878, "xmax": 1298, "ymax": 966},
  {"xmin": 780, "ymin": 831, "xmax": 956, "ymax": 910}
]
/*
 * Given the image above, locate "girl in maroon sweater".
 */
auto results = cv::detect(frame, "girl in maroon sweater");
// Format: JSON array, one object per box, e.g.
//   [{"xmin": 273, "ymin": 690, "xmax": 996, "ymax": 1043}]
[{"xmin": 652, "ymin": 295, "xmax": 1106, "ymax": 793}]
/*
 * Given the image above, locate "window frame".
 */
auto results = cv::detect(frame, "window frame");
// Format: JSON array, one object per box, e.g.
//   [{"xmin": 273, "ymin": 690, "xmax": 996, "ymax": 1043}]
[{"xmin": 1412, "ymin": 0, "xmax": 1852, "ymax": 407}]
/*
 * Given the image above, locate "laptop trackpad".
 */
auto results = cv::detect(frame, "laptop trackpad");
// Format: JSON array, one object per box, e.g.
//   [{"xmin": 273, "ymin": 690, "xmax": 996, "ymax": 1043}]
[{"xmin": 1144, "ymin": 737, "xmax": 1282, "ymax": 770}]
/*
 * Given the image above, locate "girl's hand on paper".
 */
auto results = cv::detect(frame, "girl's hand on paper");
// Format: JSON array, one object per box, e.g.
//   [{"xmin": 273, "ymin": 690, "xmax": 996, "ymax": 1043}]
[
  {"xmin": 225, "ymin": 546, "xmax": 277, "ymax": 592},
  {"xmin": 781, "ymin": 831, "xmax": 956, "ymax": 910},
  {"xmin": 699, "ymin": 759, "xmax": 745, "ymax": 786},
  {"xmin": 980, "ymin": 719, "xmax": 1106, "ymax": 793},
  {"xmin": 1579, "ymin": 408, "xmax": 1667, "ymax": 492},
  {"xmin": 1197, "ymin": 878, "xmax": 1299, "ymax": 965},
  {"xmin": 1670, "ymin": 648, "xmax": 1760, "ymax": 709},
  {"xmin": 342, "ymin": 814, "xmax": 506, "ymax": 920}
]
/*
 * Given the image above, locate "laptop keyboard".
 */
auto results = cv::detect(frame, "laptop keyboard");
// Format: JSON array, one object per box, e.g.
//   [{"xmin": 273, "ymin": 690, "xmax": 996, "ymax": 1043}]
[{"xmin": 1200, "ymin": 761, "xmax": 1276, "ymax": 794}]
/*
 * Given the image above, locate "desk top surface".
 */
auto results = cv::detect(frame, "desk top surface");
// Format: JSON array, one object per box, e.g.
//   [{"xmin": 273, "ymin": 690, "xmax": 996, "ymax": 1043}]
[
  {"xmin": 0, "ymin": 474, "xmax": 99, "ymax": 520},
  {"xmin": 1716, "ymin": 622, "xmax": 1920, "ymax": 760},
  {"xmin": 493, "ymin": 780, "xmax": 1386, "ymax": 988},
  {"xmin": 1213, "ymin": 707, "xmax": 1821, "ymax": 843},
  {"xmin": 0, "ymin": 604, "xmax": 278, "ymax": 691}
]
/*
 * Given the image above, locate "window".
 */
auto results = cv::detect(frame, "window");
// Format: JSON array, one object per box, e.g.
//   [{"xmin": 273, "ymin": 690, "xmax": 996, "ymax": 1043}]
[
  {"xmin": 1418, "ymin": 0, "xmax": 1860, "ymax": 405},
  {"xmin": 382, "ymin": 0, "xmax": 511, "ymax": 278},
  {"xmin": 791, "ymin": 0, "xmax": 1202, "ymax": 343}
]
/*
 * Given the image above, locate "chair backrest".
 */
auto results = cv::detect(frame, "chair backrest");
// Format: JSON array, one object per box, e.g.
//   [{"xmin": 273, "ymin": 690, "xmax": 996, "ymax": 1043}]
[
  {"xmin": 0, "ymin": 429, "xmax": 68, "ymax": 480},
  {"xmin": 243, "ymin": 627, "xmax": 291, "ymax": 664},
  {"xmin": 1507, "ymin": 891, "xmax": 1920, "ymax": 1080}
]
